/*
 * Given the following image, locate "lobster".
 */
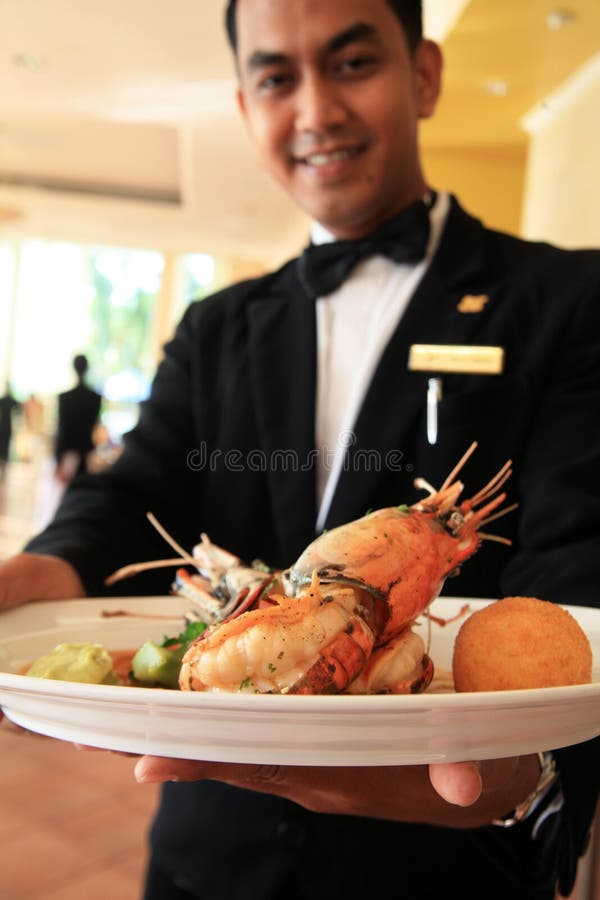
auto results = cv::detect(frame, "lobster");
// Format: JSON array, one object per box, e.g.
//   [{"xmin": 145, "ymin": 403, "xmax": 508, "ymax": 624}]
[{"xmin": 107, "ymin": 442, "xmax": 514, "ymax": 695}]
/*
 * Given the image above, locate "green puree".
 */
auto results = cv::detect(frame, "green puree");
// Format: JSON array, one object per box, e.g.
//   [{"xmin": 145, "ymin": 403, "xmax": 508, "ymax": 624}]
[
  {"xmin": 24, "ymin": 620, "xmax": 206, "ymax": 689},
  {"xmin": 26, "ymin": 642, "xmax": 118, "ymax": 684}
]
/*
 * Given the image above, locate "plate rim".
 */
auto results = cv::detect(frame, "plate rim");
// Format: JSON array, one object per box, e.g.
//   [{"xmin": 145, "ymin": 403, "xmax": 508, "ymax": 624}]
[
  {"xmin": 0, "ymin": 595, "xmax": 598, "ymax": 709},
  {"xmin": 1, "ymin": 595, "xmax": 599, "ymax": 763}
]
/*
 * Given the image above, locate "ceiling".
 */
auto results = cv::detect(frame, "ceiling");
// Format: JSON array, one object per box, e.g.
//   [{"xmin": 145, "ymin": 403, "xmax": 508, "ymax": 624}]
[{"xmin": 0, "ymin": 0, "xmax": 598, "ymax": 266}]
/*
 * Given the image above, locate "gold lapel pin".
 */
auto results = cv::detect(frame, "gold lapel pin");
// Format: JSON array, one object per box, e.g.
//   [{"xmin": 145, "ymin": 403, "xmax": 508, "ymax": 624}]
[
  {"xmin": 408, "ymin": 344, "xmax": 504, "ymax": 445},
  {"xmin": 457, "ymin": 294, "xmax": 489, "ymax": 314}
]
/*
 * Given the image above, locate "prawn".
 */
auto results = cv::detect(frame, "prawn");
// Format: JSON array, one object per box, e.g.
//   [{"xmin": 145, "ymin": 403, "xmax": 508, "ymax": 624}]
[{"xmin": 176, "ymin": 442, "xmax": 514, "ymax": 694}]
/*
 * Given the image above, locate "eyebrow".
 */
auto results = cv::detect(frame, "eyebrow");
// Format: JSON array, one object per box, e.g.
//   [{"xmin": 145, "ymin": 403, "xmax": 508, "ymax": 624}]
[
  {"xmin": 327, "ymin": 22, "xmax": 380, "ymax": 54},
  {"xmin": 246, "ymin": 50, "xmax": 291, "ymax": 75},
  {"xmin": 244, "ymin": 21, "xmax": 381, "ymax": 75}
]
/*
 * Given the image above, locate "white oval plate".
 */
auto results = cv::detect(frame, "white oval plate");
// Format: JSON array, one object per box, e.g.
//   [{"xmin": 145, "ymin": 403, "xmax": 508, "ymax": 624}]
[{"xmin": 0, "ymin": 596, "xmax": 598, "ymax": 765}]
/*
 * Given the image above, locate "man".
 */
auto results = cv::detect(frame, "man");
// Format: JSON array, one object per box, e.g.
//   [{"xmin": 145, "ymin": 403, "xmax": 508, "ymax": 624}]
[
  {"xmin": 54, "ymin": 353, "xmax": 102, "ymax": 482},
  {"xmin": 0, "ymin": 385, "xmax": 20, "ymax": 479},
  {"xmin": 1, "ymin": 2, "xmax": 599, "ymax": 898}
]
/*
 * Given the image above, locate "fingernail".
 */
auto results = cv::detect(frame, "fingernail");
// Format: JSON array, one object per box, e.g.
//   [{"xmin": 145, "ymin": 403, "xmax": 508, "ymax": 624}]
[
  {"xmin": 137, "ymin": 774, "xmax": 181, "ymax": 783},
  {"xmin": 134, "ymin": 762, "xmax": 180, "ymax": 784},
  {"xmin": 134, "ymin": 760, "xmax": 149, "ymax": 782}
]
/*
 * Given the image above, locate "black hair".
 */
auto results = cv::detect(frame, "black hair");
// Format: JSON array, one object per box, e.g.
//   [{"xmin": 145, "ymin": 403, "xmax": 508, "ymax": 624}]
[{"xmin": 224, "ymin": 1, "xmax": 423, "ymax": 56}]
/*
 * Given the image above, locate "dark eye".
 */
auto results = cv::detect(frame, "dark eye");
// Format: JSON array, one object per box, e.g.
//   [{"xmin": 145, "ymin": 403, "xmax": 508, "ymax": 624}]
[
  {"xmin": 257, "ymin": 71, "xmax": 294, "ymax": 94},
  {"xmin": 335, "ymin": 54, "xmax": 378, "ymax": 76}
]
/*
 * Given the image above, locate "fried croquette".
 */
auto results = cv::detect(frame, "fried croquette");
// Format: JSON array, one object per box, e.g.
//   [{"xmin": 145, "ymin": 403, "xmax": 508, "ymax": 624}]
[{"xmin": 452, "ymin": 596, "xmax": 593, "ymax": 691}]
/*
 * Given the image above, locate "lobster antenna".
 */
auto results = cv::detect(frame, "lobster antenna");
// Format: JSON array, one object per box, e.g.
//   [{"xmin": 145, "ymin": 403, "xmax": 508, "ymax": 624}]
[
  {"xmin": 469, "ymin": 460, "xmax": 512, "ymax": 507},
  {"xmin": 478, "ymin": 532, "xmax": 512, "ymax": 546},
  {"xmin": 439, "ymin": 441, "xmax": 478, "ymax": 491},
  {"xmin": 480, "ymin": 502, "xmax": 519, "ymax": 527},
  {"xmin": 104, "ymin": 513, "xmax": 198, "ymax": 586},
  {"xmin": 413, "ymin": 477, "xmax": 437, "ymax": 496},
  {"xmin": 105, "ymin": 557, "xmax": 194, "ymax": 586},
  {"xmin": 146, "ymin": 511, "xmax": 197, "ymax": 566}
]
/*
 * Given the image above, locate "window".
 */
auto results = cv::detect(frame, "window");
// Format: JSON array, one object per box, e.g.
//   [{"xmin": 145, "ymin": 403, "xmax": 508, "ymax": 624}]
[
  {"xmin": 5, "ymin": 239, "xmax": 165, "ymax": 442},
  {"xmin": 0, "ymin": 241, "xmax": 17, "ymax": 389},
  {"xmin": 183, "ymin": 253, "xmax": 216, "ymax": 303},
  {"xmin": 89, "ymin": 246, "xmax": 165, "ymax": 439}
]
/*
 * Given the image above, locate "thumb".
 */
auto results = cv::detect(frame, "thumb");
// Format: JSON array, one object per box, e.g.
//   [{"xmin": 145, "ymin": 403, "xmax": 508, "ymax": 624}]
[
  {"xmin": 135, "ymin": 755, "xmax": 209, "ymax": 783},
  {"xmin": 428, "ymin": 761, "xmax": 482, "ymax": 806}
]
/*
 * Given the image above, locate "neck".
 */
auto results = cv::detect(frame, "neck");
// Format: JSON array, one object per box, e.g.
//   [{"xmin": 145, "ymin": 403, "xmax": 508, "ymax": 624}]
[
  {"xmin": 315, "ymin": 188, "xmax": 433, "ymax": 243},
  {"xmin": 321, "ymin": 188, "xmax": 431, "ymax": 241}
]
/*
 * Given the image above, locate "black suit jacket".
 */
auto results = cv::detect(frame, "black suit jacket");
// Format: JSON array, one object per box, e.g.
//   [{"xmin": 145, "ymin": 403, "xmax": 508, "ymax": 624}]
[
  {"xmin": 55, "ymin": 383, "xmax": 102, "ymax": 465},
  {"xmin": 27, "ymin": 197, "xmax": 600, "ymax": 899}
]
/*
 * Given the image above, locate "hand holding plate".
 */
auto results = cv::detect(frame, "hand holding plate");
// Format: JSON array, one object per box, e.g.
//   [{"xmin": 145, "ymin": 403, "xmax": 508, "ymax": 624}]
[{"xmin": 133, "ymin": 754, "xmax": 540, "ymax": 829}]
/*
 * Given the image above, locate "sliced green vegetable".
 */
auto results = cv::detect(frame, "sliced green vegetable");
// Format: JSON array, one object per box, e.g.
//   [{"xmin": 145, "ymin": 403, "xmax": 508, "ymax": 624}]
[
  {"xmin": 131, "ymin": 641, "xmax": 183, "ymax": 689},
  {"xmin": 131, "ymin": 620, "xmax": 207, "ymax": 689}
]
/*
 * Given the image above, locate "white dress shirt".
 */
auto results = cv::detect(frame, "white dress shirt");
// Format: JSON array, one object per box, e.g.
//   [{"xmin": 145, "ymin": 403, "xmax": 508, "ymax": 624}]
[{"xmin": 314, "ymin": 191, "xmax": 450, "ymax": 531}]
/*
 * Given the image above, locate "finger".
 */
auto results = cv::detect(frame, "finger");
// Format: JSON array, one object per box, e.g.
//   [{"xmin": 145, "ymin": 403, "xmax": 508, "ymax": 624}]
[
  {"xmin": 428, "ymin": 761, "xmax": 482, "ymax": 806},
  {"xmin": 134, "ymin": 756, "xmax": 284, "ymax": 788},
  {"xmin": 135, "ymin": 755, "xmax": 218, "ymax": 783},
  {"xmin": 1, "ymin": 717, "xmax": 27, "ymax": 736},
  {"xmin": 73, "ymin": 743, "xmax": 140, "ymax": 758},
  {"xmin": 1, "ymin": 716, "xmax": 44, "ymax": 738}
]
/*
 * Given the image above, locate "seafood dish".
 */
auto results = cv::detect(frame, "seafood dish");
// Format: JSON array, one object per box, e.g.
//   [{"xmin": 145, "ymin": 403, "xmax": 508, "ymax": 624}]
[{"xmin": 108, "ymin": 442, "xmax": 513, "ymax": 695}]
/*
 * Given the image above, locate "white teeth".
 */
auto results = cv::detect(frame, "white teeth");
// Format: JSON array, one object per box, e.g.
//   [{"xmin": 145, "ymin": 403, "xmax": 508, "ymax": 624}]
[{"xmin": 304, "ymin": 149, "xmax": 355, "ymax": 166}]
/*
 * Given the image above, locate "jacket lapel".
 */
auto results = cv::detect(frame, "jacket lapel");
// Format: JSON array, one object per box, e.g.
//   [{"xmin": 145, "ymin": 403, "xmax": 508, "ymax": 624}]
[
  {"xmin": 325, "ymin": 197, "xmax": 501, "ymax": 528},
  {"xmin": 247, "ymin": 265, "xmax": 318, "ymax": 562}
]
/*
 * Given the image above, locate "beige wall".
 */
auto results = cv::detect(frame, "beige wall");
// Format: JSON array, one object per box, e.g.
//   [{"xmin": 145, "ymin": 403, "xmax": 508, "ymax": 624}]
[
  {"xmin": 521, "ymin": 60, "xmax": 600, "ymax": 248},
  {"xmin": 422, "ymin": 142, "xmax": 528, "ymax": 237},
  {"xmin": 225, "ymin": 256, "xmax": 271, "ymax": 284}
]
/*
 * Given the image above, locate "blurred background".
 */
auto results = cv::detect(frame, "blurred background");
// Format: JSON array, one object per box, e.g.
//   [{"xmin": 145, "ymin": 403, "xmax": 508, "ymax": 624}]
[{"xmin": 0, "ymin": 2, "xmax": 598, "ymax": 897}]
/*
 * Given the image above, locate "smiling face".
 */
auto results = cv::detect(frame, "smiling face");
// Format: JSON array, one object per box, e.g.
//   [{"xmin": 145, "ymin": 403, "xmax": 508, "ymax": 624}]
[{"xmin": 234, "ymin": 0, "xmax": 442, "ymax": 239}]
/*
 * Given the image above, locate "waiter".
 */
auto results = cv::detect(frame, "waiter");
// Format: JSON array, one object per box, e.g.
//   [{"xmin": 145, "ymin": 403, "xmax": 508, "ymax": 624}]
[{"xmin": 1, "ymin": 2, "xmax": 599, "ymax": 898}]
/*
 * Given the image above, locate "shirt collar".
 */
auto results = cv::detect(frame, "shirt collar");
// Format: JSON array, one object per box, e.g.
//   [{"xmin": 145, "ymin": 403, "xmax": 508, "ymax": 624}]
[{"xmin": 310, "ymin": 191, "xmax": 449, "ymax": 259}]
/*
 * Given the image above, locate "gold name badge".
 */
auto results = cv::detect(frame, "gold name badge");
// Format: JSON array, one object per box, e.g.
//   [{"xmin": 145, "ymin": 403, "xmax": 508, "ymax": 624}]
[{"xmin": 408, "ymin": 344, "xmax": 504, "ymax": 375}]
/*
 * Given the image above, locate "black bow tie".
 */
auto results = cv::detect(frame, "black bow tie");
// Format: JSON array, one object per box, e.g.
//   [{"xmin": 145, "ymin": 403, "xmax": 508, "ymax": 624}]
[{"xmin": 297, "ymin": 196, "xmax": 433, "ymax": 297}]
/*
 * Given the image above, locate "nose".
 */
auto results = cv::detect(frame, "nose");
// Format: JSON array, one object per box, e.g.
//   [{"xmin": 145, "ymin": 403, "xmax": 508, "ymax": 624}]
[{"xmin": 294, "ymin": 73, "xmax": 348, "ymax": 135}]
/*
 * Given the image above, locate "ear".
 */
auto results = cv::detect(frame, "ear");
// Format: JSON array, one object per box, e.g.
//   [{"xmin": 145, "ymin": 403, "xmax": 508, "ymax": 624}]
[{"xmin": 413, "ymin": 39, "xmax": 443, "ymax": 120}]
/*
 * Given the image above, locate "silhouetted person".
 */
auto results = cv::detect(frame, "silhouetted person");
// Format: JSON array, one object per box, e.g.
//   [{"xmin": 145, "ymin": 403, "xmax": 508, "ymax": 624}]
[
  {"xmin": 55, "ymin": 355, "xmax": 102, "ymax": 483},
  {"xmin": 0, "ymin": 386, "xmax": 20, "ymax": 480}
]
